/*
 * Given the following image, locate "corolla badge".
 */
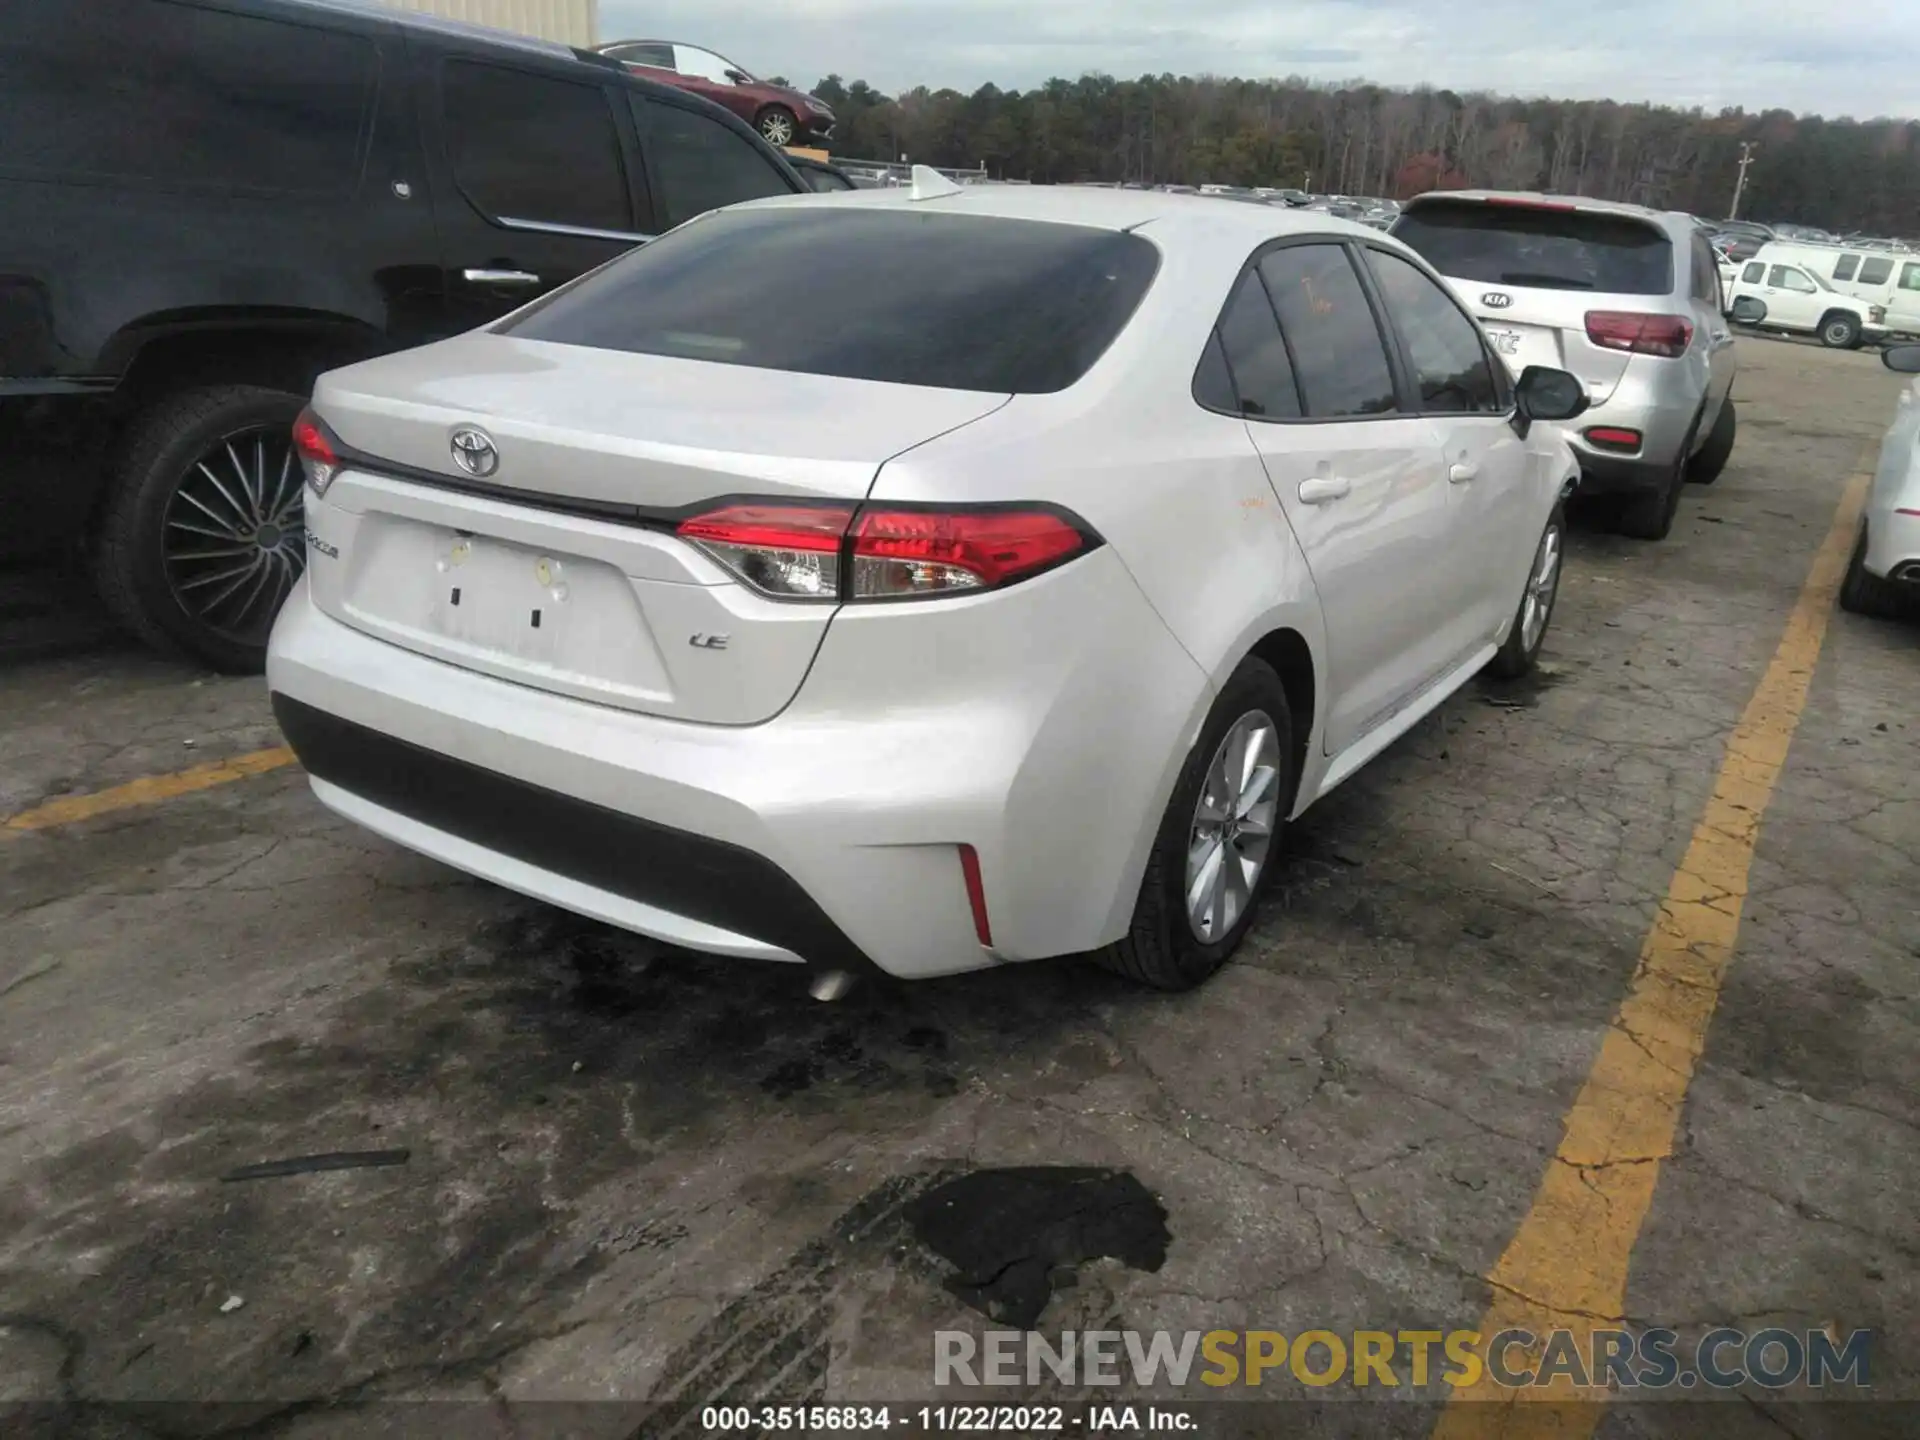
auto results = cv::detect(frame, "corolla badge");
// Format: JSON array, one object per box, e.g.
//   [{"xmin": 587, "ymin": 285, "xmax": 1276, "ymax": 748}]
[
  {"xmin": 449, "ymin": 426, "xmax": 499, "ymax": 478},
  {"xmin": 1482, "ymin": 291, "xmax": 1513, "ymax": 309}
]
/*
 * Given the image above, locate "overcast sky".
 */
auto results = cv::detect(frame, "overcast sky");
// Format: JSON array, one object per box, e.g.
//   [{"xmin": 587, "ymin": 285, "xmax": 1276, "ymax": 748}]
[{"xmin": 600, "ymin": 0, "xmax": 1920, "ymax": 121}]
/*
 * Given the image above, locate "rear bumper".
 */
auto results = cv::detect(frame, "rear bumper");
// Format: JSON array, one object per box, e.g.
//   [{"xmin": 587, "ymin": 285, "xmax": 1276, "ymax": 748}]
[
  {"xmin": 1563, "ymin": 362, "xmax": 1704, "ymax": 485},
  {"xmin": 266, "ymin": 548, "xmax": 1209, "ymax": 979}
]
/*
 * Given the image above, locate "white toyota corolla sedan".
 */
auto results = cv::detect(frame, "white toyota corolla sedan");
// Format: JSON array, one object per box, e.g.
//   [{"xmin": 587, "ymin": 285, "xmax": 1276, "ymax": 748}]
[
  {"xmin": 268, "ymin": 177, "xmax": 1589, "ymax": 992},
  {"xmin": 1841, "ymin": 344, "xmax": 1920, "ymax": 618}
]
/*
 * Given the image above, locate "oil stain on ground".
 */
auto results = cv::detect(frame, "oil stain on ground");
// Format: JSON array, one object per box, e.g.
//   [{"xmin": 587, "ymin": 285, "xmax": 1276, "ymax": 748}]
[{"xmin": 905, "ymin": 1167, "xmax": 1171, "ymax": 1328}]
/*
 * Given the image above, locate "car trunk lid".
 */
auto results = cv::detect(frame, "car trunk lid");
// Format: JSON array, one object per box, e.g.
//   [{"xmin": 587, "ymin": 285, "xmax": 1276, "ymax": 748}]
[
  {"xmin": 304, "ymin": 335, "xmax": 1010, "ymax": 725},
  {"xmin": 1393, "ymin": 196, "xmax": 1680, "ymax": 405}
]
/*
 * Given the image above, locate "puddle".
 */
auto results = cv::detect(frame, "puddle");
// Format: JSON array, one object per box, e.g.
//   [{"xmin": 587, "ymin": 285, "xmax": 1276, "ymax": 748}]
[{"xmin": 905, "ymin": 1167, "xmax": 1170, "ymax": 1328}]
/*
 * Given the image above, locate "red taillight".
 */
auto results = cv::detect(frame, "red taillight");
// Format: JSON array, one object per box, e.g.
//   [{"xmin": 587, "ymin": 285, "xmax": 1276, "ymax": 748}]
[
  {"xmin": 1585, "ymin": 311, "xmax": 1694, "ymax": 358},
  {"xmin": 958, "ymin": 844, "xmax": 992, "ymax": 947},
  {"xmin": 674, "ymin": 501, "xmax": 1095, "ymax": 602},
  {"xmin": 850, "ymin": 507, "xmax": 1088, "ymax": 598},
  {"xmin": 292, "ymin": 409, "xmax": 341, "ymax": 495},
  {"xmin": 676, "ymin": 502, "xmax": 853, "ymax": 599},
  {"xmin": 1584, "ymin": 426, "xmax": 1644, "ymax": 452}
]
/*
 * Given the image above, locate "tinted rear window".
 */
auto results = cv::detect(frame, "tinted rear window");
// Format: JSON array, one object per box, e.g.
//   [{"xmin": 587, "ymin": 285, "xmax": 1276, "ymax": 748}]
[
  {"xmin": 1393, "ymin": 200, "xmax": 1673, "ymax": 296},
  {"xmin": 501, "ymin": 206, "xmax": 1160, "ymax": 393}
]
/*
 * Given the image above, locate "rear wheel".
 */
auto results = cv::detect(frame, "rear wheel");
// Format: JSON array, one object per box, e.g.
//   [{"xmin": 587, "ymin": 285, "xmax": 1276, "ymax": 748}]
[
  {"xmin": 1838, "ymin": 523, "xmax": 1907, "ymax": 618},
  {"xmin": 1615, "ymin": 434, "xmax": 1691, "ymax": 542},
  {"xmin": 1819, "ymin": 312, "xmax": 1862, "ymax": 349},
  {"xmin": 91, "ymin": 384, "xmax": 307, "ymax": 672},
  {"xmin": 1687, "ymin": 398, "xmax": 1737, "ymax": 484},
  {"xmin": 1100, "ymin": 659, "xmax": 1293, "ymax": 991},
  {"xmin": 1487, "ymin": 503, "xmax": 1565, "ymax": 679}
]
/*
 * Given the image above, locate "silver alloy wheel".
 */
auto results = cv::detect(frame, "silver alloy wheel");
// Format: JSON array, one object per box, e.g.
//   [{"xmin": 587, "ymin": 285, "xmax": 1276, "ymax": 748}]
[
  {"xmin": 760, "ymin": 110, "xmax": 795, "ymax": 146},
  {"xmin": 1519, "ymin": 516, "xmax": 1564, "ymax": 654},
  {"xmin": 1185, "ymin": 710, "xmax": 1281, "ymax": 943},
  {"xmin": 162, "ymin": 427, "xmax": 305, "ymax": 645}
]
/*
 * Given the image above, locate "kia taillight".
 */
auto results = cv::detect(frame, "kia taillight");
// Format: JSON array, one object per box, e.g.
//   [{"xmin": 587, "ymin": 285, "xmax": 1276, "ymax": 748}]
[
  {"xmin": 292, "ymin": 409, "xmax": 342, "ymax": 496},
  {"xmin": 675, "ymin": 501, "xmax": 1097, "ymax": 602},
  {"xmin": 1585, "ymin": 311, "xmax": 1694, "ymax": 358}
]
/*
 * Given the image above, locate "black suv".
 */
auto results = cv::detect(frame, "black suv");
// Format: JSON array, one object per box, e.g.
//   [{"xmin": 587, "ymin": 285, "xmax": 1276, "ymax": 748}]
[{"xmin": 1, "ymin": 0, "xmax": 806, "ymax": 670}]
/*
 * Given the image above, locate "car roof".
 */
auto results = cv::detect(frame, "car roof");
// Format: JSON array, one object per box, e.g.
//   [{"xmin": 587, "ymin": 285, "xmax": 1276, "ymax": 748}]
[{"xmin": 726, "ymin": 181, "xmax": 1395, "ymax": 246}]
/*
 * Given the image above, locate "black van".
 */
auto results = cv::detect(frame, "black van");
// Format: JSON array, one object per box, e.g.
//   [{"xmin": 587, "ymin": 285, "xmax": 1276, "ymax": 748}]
[{"xmin": 0, "ymin": 0, "xmax": 806, "ymax": 669}]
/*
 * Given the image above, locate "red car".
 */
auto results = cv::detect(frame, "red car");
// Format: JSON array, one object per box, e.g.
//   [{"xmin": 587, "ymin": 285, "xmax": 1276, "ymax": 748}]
[{"xmin": 596, "ymin": 41, "xmax": 835, "ymax": 147}]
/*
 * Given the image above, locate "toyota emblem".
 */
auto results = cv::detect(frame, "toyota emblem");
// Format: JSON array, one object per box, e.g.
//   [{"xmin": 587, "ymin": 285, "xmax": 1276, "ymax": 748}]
[
  {"xmin": 1481, "ymin": 291, "xmax": 1513, "ymax": 310},
  {"xmin": 449, "ymin": 426, "xmax": 499, "ymax": 478}
]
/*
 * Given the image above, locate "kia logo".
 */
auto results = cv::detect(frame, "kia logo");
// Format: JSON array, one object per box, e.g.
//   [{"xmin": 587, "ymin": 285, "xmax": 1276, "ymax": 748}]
[
  {"xmin": 449, "ymin": 427, "xmax": 499, "ymax": 478},
  {"xmin": 1482, "ymin": 292, "xmax": 1513, "ymax": 309}
]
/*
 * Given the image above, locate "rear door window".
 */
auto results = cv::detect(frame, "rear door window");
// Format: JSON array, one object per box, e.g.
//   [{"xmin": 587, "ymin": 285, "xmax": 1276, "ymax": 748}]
[
  {"xmin": 502, "ymin": 206, "xmax": 1160, "ymax": 394},
  {"xmin": 0, "ymin": 0, "xmax": 374, "ymax": 193},
  {"xmin": 1257, "ymin": 246, "xmax": 1399, "ymax": 418},
  {"xmin": 1859, "ymin": 257, "xmax": 1894, "ymax": 285},
  {"xmin": 633, "ymin": 97, "xmax": 795, "ymax": 230},
  {"xmin": 1742, "ymin": 262, "xmax": 1765, "ymax": 284},
  {"xmin": 443, "ymin": 62, "xmax": 632, "ymax": 233},
  {"xmin": 1364, "ymin": 249, "xmax": 1502, "ymax": 413},
  {"xmin": 1833, "ymin": 254, "xmax": 1861, "ymax": 281},
  {"xmin": 606, "ymin": 42, "xmax": 674, "ymax": 68},
  {"xmin": 1393, "ymin": 200, "xmax": 1673, "ymax": 296},
  {"xmin": 1900, "ymin": 263, "xmax": 1920, "ymax": 293}
]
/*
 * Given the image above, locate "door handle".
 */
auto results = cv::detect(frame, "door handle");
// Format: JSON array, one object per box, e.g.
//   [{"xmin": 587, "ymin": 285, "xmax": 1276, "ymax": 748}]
[
  {"xmin": 463, "ymin": 268, "xmax": 542, "ymax": 286},
  {"xmin": 1297, "ymin": 476, "xmax": 1351, "ymax": 504},
  {"xmin": 1448, "ymin": 462, "xmax": 1479, "ymax": 484}
]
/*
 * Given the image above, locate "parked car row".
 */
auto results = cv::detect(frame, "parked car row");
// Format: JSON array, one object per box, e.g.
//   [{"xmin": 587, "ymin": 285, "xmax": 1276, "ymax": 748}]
[{"xmin": 2, "ymin": 0, "xmax": 813, "ymax": 669}]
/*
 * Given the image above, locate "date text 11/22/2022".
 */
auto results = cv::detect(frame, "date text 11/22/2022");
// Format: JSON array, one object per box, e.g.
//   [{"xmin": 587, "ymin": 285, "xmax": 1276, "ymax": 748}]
[{"xmin": 699, "ymin": 1405, "xmax": 1197, "ymax": 1432}]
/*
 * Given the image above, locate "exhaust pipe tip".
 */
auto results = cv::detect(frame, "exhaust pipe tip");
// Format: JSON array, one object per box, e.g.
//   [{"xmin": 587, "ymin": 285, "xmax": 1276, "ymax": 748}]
[{"xmin": 809, "ymin": 969, "xmax": 856, "ymax": 1003}]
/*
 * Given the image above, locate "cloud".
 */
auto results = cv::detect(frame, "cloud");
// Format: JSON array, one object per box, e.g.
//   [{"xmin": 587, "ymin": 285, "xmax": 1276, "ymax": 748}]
[{"xmin": 600, "ymin": 0, "xmax": 1920, "ymax": 120}]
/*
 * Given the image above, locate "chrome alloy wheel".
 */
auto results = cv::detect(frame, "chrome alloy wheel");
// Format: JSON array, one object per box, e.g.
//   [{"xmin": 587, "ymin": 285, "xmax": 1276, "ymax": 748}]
[
  {"xmin": 1185, "ymin": 710, "xmax": 1281, "ymax": 942},
  {"xmin": 162, "ymin": 427, "xmax": 306, "ymax": 646},
  {"xmin": 759, "ymin": 110, "xmax": 796, "ymax": 146},
  {"xmin": 1520, "ymin": 515, "xmax": 1564, "ymax": 654}
]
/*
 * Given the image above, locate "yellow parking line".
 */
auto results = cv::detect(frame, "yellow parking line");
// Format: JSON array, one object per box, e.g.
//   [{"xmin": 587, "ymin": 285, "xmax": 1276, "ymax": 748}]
[
  {"xmin": 1, "ymin": 746, "xmax": 297, "ymax": 835},
  {"xmin": 1432, "ymin": 465, "xmax": 1871, "ymax": 1438}
]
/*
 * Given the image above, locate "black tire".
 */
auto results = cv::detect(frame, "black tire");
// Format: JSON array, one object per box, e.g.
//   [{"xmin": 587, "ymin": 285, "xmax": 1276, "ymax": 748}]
[
  {"xmin": 1687, "ymin": 398, "xmax": 1737, "ymax": 485},
  {"xmin": 755, "ymin": 106, "xmax": 798, "ymax": 147},
  {"xmin": 1819, "ymin": 311, "xmax": 1862, "ymax": 350},
  {"xmin": 1486, "ymin": 502, "xmax": 1566, "ymax": 679},
  {"xmin": 91, "ymin": 384, "xmax": 307, "ymax": 673},
  {"xmin": 1099, "ymin": 659, "xmax": 1294, "ymax": 991},
  {"xmin": 1615, "ymin": 419, "xmax": 1696, "ymax": 542},
  {"xmin": 1838, "ymin": 523, "xmax": 1907, "ymax": 618}
]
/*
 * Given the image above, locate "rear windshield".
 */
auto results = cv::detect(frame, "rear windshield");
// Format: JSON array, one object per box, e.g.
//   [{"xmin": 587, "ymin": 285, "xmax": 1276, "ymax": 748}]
[
  {"xmin": 1392, "ymin": 200, "xmax": 1673, "ymax": 296},
  {"xmin": 501, "ymin": 206, "xmax": 1160, "ymax": 393}
]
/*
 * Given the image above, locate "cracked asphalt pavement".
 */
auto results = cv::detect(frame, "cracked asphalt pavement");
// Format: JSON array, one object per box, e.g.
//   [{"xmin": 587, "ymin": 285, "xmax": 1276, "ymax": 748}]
[{"xmin": 1, "ymin": 337, "xmax": 1916, "ymax": 1437}]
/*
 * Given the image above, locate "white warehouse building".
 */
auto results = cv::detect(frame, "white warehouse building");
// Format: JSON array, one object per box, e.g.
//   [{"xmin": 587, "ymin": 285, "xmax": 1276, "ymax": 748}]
[{"xmin": 379, "ymin": 0, "xmax": 599, "ymax": 47}]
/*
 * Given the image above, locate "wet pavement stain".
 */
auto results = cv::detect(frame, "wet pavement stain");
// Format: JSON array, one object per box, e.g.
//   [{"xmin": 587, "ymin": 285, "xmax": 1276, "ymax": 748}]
[{"xmin": 904, "ymin": 1167, "xmax": 1171, "ymax": 1329}]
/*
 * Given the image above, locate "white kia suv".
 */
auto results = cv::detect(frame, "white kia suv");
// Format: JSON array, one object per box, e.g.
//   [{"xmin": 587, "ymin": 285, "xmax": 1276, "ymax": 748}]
[
  {"xmin": 268, "ymin": 180, "xmax": 1587, "ymax": 991},
  {"xmin": 1393, "ymin": 191, "xmax": 1739, "ymax": 541}
]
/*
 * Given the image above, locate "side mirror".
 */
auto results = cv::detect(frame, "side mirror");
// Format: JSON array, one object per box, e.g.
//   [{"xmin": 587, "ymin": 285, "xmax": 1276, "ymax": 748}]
[
  {"xmin": 1513, "ymin": 366, "xmax": 1589, "ymax": 438},
  {"xmin": 1885, "ymin": 344, "xmax": 1920, "ymax": 374},
  {"xmin": 724, "ymin": 69, "xmax": 749, "ymax": 84}
]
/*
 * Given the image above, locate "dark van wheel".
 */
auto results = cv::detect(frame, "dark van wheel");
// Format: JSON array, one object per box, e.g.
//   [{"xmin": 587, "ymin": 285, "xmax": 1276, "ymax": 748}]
[
  {"xmin": 92, "ymin": 384, "xmax": 308, "ymax": 673},
  {"xmin": 1819, "ymin": 312, "xmax": 1862, "ymax": 349},
  {"xmin": 756, "ymin": 106, "xmax": 798, "ymax": 147},
  {"xmin": 1486, "ymin": 503, "xmax": 1565, "ymax": 679},
  {"xmin": 1100, "ymin": 658, "xmax": 1294, "ymax": 991},
  {"xmin": 1687, "ymin": 398, "xmax": 1736, "ymax": 484}
]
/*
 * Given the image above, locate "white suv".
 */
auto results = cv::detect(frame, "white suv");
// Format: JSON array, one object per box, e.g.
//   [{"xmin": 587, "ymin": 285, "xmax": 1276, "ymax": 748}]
[
  {"xmin": 1393, "ymin": 192, "xmax": 1739, "ymax": 541},
  {"xmin": 1724, "ymin": 257, "xmax": 1888, "ymax": 350},
  {"xmin": 269, "ymin": 184, "xmax": 1587, "ymax": 991}
]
